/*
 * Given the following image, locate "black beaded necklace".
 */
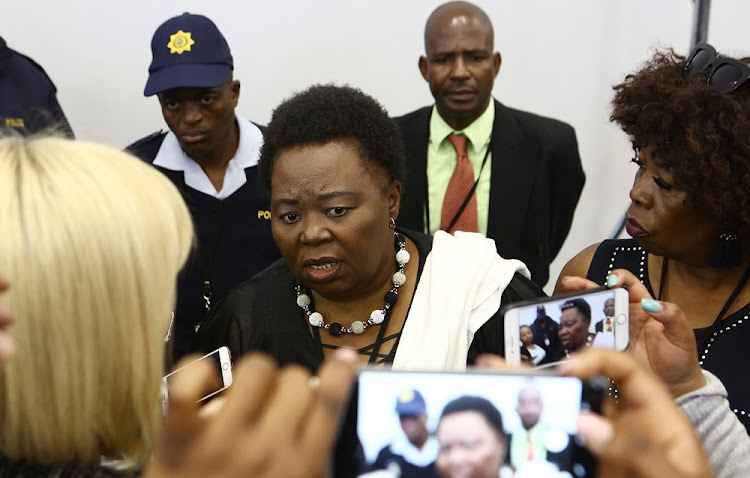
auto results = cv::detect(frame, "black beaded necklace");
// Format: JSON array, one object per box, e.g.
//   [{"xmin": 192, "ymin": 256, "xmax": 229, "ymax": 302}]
[{"xmin": 295, "ymin": 232, "xmax": 409, "ymax": 336}]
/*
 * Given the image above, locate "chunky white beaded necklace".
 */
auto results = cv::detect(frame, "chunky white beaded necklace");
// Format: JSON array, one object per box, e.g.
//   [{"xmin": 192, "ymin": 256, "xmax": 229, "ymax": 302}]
[{"xmin": 295, "ymin": 232, "xmax": 409, "ymax": 336}]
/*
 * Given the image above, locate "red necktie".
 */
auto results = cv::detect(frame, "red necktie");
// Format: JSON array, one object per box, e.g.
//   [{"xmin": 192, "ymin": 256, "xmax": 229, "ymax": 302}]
[
  {"xmin": 440, "ymin": 134, "xmax": 477, "ymax": 233},
  {"xmin": 526, "ymin": 433, "xmax": 535, "ymax": 460}
]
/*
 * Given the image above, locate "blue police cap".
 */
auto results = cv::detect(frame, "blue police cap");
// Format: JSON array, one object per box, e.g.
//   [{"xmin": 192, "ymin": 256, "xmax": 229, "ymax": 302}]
[
  {"xmin": 395, "ymin": 389, "xmax": 427, "ymax": 416},
  {"xmin": 144, "ymin": 13, "xmax": 233, "ymax": 96}
]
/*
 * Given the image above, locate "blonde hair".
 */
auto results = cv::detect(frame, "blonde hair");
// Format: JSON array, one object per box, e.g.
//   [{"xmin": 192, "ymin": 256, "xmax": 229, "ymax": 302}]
[{"xmin": 0, "ymin": 135, "xmax": 193, "ymax": 466}]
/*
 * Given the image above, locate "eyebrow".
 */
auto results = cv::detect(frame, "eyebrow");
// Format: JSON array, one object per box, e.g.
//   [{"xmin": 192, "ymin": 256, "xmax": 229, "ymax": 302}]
[{"xmin": 272, "ymin": 191, "xmax": 359, "ymax": 208}]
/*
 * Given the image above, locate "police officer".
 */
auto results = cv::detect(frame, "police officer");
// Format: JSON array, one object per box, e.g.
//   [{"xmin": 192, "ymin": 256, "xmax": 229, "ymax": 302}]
[
  {"xmin": 127, "ymin": 13, "xmax": 279, "ymax": 362},
  {"xmin": 369, "ymin": 389, "xmax": 440, "ymax": 478},
  {"xmin": 0, "ymin": 35, "xmax": 73, "ymax": 137}
]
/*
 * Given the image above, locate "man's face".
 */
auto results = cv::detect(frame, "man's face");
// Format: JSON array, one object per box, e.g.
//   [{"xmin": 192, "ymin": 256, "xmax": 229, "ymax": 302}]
[
  {"xmin": 157, "ymin": 79, "xmax": 240, "ymax": 161},
  {"xmin": 400, "ymin": 413, "xmax": 429, "ymax": 447},
  {"xmin": 419, "ymin": 12, "xmax": 500, "ymax": 131},
  {"xmin": 516, "ymin": 385, "xmax": 543, "ymax": 430},
  {"xmin": 603, "ymin": 298, "xmax": 615, "ymax": 317}
]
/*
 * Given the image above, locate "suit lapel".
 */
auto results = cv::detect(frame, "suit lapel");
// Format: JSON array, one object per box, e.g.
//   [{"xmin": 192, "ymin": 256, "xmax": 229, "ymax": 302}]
[
  {"xmin": 399, "ymin": 108, "xmax": 431, "ymax": 230},
  {"xmin": 487, "ymin": 100, "xmax": 539, "ymax": 253}
]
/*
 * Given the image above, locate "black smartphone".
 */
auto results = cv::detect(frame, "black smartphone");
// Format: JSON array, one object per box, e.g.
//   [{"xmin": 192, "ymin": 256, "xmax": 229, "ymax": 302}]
[{"xmin": 340, "ymin": 368, "xmax": 604, "ymax": 478}]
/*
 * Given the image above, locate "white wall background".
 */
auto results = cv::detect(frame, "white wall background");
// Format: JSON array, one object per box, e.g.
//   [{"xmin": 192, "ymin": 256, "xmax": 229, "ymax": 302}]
[{"xmin": 3, "ymin": 0, "xmax": 748, "ymax": 292}]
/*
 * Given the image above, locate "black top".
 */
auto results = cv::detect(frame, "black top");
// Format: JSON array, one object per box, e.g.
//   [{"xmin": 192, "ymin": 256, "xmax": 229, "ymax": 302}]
[
  {"xmin": 369, "ymin": 445, "xmax": 439, "ymax": 478},
  {"xmin": 0, "ymin": 36, "xmax": 73, "ymax": 137},
  {"xmin": 194, "ymin": 228, "xmax": 545, "ymax": 371},
  {"xmin": 126, "ymin": 132, "xmax": 281, "ymax": 361},
  {"xmin": 588, "ymin": 239, "xmax": 750, "ymax": 432}
]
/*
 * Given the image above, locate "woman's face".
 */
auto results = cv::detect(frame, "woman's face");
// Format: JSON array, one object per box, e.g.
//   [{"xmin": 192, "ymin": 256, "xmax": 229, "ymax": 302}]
[
  {"xmin": 625, "ymin": 147, "xmax": 721, "ymax": 264},
  {"xmin": 520, "ymin": 326, "xmax": 533, "ymax": 346},
  {"xmin": 270, "ymin": 140, "xmax": 401, "ymax": 300},
  {"xmin": 558, "ymin": 308, "xmax": 589, "ymax": 351},
  {"xmin": 436, "ymin": 411, "xmax": 506, "ymax": 478}
]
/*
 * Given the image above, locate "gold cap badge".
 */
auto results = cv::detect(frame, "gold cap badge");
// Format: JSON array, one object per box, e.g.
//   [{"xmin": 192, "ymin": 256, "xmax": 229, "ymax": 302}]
[
  {"xmin": 167, "ymin": 30, "xmax": 195, "ymax": 54},
  {"xmin": 398, "ymin": 390, "xmax": 415, "ymax": 403}
]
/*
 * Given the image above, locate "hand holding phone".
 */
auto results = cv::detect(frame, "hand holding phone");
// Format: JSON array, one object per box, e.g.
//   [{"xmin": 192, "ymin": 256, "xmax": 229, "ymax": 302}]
[
  {"xmin": 346, "ymin": 367, "xmax": 603, "ymax": 478},
  {"xmin": 559, "ymin": 349, "xmax": 713, "ymax": 478},
  {"xmin": 502, "ymin": 287, "xmax": 629, "ymax": 366},
  {"xmin": 567, "ymin": 272, "xmax": 705, "ymax": 399},
  {"xmin": 162, "ymin": 346, "xmax": 233, "ymax": 410}
]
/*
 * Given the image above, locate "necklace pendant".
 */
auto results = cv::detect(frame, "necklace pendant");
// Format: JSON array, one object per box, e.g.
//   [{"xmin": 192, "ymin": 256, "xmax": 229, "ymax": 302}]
[
  {"xmin": 370, "ymin": 309, "xmax": 385, "ymax": 324},
  {"xmin": 350, "ymin": 321, "xmax": 365, "ymax": 334},
  {"xmin": 328, "ymin": 322, "xmax": 344, "ymax": 336},
  {"xmin": 309, "ymin": 311, "xmax": 323, "ymax": 327}
]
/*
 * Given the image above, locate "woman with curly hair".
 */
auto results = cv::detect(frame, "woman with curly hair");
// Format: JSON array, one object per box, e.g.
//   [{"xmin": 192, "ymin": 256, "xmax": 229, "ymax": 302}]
[{"xmin": 556, "ymin": 43, "xmax": 750, "ymax": 431}]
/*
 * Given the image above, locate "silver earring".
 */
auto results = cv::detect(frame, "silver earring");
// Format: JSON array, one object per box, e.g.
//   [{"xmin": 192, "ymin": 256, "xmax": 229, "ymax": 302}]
[{"xmin": 389, "ymin": 217, "xmax": 396, "ymax": 230}]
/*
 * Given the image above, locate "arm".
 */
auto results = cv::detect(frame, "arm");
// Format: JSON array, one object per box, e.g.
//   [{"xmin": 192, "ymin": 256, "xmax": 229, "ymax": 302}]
[
  {"xmin": 677, "ymin": 371, "xmax": 750, "ymax": 478},
  {"xmin": 553, "ymin": 242, "xmax": 600, "ymax": 294}
]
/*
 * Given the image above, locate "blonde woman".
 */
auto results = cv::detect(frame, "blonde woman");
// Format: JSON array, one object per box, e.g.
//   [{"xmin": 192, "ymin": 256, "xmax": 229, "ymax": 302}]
[
  {"xmin": 0, "ymin": 135, "xmax": 193, "ymax": 475},
  {"xmin": 0, "ymin": 135, "xmax": 358, "ymax": 478}
]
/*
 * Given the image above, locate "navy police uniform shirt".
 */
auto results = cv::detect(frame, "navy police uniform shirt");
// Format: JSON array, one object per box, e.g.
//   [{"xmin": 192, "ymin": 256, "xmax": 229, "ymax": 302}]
[
  {"xmin": 0, "ymin": 36, "xmax": 73, "ymax": 137},
  {"xmin": 127, "ymin": 126, "xmax": 281, "ymax": 362}
]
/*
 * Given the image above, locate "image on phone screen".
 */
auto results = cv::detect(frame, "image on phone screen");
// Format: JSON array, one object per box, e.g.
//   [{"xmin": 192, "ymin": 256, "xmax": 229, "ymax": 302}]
[
  {"xmin": 352, "ymin": 370, "xmax": 596, "ymax": 478},
  {"xmin": 503, "ymin": 287, "xmax": 628, "ymax": 367}
]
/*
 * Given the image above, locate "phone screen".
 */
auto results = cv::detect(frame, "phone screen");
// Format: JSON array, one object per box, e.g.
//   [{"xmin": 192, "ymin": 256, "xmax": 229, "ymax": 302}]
[
  {"xmin": 351, "ymin": 370, "xmax": 598, "ymax": 478},
  {"xmin": 505, "ymin": 287, "xmax": 628, "ymax": 367},
  {"xmin": 163, "ymin": 347, "xmax": 232, "ymax": 403}
]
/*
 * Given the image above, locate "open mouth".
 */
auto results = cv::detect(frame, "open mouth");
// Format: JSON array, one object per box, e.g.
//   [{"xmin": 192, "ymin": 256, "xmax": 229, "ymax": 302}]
[{"xmin": 309, "ymin": 263, "xmax": 335, "ymax": 270}]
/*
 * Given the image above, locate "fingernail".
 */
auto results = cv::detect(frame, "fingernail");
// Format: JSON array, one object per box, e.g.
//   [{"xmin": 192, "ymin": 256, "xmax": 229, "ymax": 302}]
[
  {"xmin": 334, "ymin": 347, "xmax": 357, "ymax": 362},
  {"xmin": 641, "ymin": 298, "xmax": 662, "ymax": 313},
  {"xmin": 561, "ymin": 276, "xmax": 571, "ymax": 285},
  {"xmin": 606, "ymin": 274, "xmax": 618, "ymax": 288}
]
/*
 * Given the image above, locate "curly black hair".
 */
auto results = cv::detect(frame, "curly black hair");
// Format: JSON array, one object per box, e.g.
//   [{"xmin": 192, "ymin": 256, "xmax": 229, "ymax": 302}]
[
  {"xmin": 439, "ymin": 395, "xmax": 506, "ymax": 440},
  {"xmin": 258, "ymin": 84, "xmax": 406, "ymax": 194},
  {"xmin": 611, "ymin": 49, "xmax": 750, "ymax": 226}
]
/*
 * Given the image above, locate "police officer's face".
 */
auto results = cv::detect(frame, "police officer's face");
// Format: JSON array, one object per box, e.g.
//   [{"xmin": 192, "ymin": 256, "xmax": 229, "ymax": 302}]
[
  {"xmin": 400, "ymin": 414, "xmax": 429, "ymax": 446},
  {"xmin": 157, "ymin": 79, "xmax": 240, "ymax": 161}
]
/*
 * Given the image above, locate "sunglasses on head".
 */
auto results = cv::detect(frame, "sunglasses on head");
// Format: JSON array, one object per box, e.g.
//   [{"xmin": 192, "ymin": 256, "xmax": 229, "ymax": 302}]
[{"xmin": 684, "ymin": 41, "xmax": 750, "ymax": 94}]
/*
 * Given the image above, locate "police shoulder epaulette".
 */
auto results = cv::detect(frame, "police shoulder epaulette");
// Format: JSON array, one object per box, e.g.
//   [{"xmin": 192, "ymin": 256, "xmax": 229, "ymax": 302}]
[{"xmin": 127, "ymin": 130, "xmax": 166, "ymax": 149}]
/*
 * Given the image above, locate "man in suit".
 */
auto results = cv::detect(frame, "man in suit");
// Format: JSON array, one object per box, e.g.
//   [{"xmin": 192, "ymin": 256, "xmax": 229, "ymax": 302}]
[
  {"xmin": 393, "ymin": 1, "xmax": 584, "ymax": 287},
  {"xmin": 510, "ymin": 381, "xmax": 575, "ymax": 473},
  {"xmin": 595, "ymin": 297, "xmax": 615, "ymax": 333},
  {"xmin": 127, "ymin": 13, "xmax": 279, "ymax": 362}
]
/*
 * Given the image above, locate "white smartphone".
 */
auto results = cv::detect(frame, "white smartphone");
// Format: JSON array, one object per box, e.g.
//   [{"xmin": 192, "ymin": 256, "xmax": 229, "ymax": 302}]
[
  {"xmin": 162, "ymin": 346, "xmax": 233, "ymax": 409},
  {"xmin": 340, "ymin": 367, "xmax": 603, "ymax": 478},
  {"xmin": 502, "ymin": 286, "xmax": 629, "ymax": 366}
]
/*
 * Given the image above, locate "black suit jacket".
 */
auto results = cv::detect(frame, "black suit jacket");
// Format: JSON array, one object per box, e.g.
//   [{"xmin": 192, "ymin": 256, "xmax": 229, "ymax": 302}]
[{"xmin": 393, "ymin": 100, "xmax": 584, "ymax": 286}]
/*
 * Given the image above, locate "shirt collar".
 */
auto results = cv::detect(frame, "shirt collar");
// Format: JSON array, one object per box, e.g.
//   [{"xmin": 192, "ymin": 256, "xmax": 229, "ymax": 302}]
[
  {"xmin": 153, "ymin": 113, "xmax": 262, "ymax": 199},
  {"xmin": 429, "ymin": 100, "xmax": 495, "ymax": 153}
]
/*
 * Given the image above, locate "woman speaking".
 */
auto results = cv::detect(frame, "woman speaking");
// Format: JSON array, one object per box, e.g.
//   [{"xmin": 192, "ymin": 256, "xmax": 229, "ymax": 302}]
[{"xmin": 195, "ymin": 84, "xmax": 544, "ymax": 371}]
